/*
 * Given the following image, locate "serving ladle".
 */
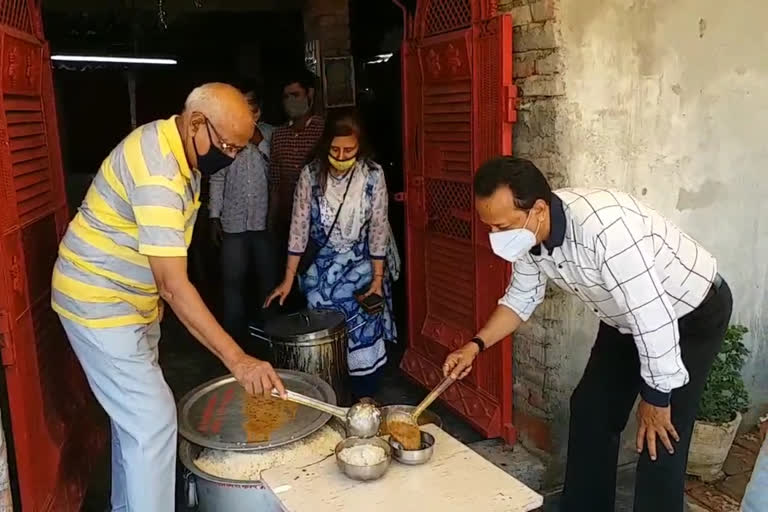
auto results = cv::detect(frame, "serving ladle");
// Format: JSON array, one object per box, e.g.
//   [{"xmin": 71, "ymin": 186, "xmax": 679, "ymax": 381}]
[
  {"xmin": 385, "ymin": 375, "xmax": 456, "ymax": 449},
  {"xmin": 271, "ymin": 389, "xmax": 381, "ymax": 438}
]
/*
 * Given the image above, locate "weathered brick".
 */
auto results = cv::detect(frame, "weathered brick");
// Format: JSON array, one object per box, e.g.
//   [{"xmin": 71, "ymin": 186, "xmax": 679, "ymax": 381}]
[
  {"xmin": 733, "ymin": 430, "xmax": 763, "ymax": 454},
  {"xmin": 687, "ymin": 485, "xmax": 740, "ymax": 512},
  {"xmin": 685, "ymin": 477, "xmax": 705, "ymax": 492},
  {"xmin": 527, "ymin": 386, "xmax": 547, "ymax": 410},
  {"xmin": 515, "ymin": 410, "xmax": 553, "ymax": 453},
  {"xmin": 498, "ymin": 0, "xmax": 535, "ymax": 10},
  {"xmin": 685, "ymin": 501, "xmax": 709, "ymax": 512},
  {"xmin": 518, "ymin": 74, "xmax": 564, "ymax": 97},
  {"xmin": 535, "ymin": 50, "xmax": 561, "ymax": 74},
  {"xmin": 514, "ymin": 22, "xmax": 557, "ymax": 54},
  {"xmin": 514, "ymin": 50, "xmax": 548, "ymax": 78},
  {"xmin": 530, "ymin": 0, "xmax": 556, "ymax": 21},
  {"xmin": 519, "ymin": 366, "xmax": 547, "ymax": 387},
  {"xmin": 723, "ymin": 444, "xmax": 758, "ymax": 476},
  {"xmin": 514, "ymin": 58, "xmax": 536, "ymax": 78},
  {"xmin": 716, "ymin": 472, "xmax": 752, "ymax": 502},
  {"xmin": 515, "ymin": 394, "xmax": 548, "ymax": 419},
  {"xmin": 508, "ymin": 5, "xmax": 532, "ymax": 26}
]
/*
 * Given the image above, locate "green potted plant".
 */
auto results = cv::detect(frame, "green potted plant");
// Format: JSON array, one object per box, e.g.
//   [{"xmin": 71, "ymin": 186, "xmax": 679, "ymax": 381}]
[{"xmin": 686, "ymin": 325, "xmax": 751, "ymax": 482}]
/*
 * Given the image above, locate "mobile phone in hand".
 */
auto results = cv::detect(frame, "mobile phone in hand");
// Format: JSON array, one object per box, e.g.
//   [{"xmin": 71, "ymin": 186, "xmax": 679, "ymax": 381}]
[{"xmin": 355, "ymin": 287, "xmax": 384, "ymax": 314}]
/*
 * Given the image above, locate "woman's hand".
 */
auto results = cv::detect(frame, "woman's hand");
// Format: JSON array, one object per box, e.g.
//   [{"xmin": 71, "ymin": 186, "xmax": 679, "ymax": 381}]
[
  {"xmin": 264, "ymin": 278, "xmax": 294, "ymax": 308},
  {"xmin": 360, "ymin": 276, "xmax": 384, "ymax": 299}
]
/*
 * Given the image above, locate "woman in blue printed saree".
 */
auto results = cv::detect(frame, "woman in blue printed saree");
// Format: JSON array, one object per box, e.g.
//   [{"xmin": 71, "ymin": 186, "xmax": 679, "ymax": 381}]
[{"xmin": 265, "ymin": 110, "xmax": 398, "ymax": 400}]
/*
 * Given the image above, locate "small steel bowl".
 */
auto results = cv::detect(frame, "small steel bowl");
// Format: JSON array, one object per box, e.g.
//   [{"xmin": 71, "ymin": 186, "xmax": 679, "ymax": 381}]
[
  {"xmin": 335, "ymin": 436, "xmax": 391, "ymax": 481},
  {"xmin": 388, "ymin": 431, "xmax": 435, "ymax": 465}
]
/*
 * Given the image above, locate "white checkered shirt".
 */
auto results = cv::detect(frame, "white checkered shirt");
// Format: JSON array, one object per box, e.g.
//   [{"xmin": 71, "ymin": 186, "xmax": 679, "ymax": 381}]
[{"xmin": 500, "ymin": 188, "xmax": 717, "ymax": 403}]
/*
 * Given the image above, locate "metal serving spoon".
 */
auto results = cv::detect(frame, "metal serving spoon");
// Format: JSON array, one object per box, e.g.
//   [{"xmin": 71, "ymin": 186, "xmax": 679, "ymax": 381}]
[
  {"xmin": 271, "ymin": 389, "xmax": 381, "ymax": 438},
  {"xmin": 385, "ymin": 375, "xmax": 456, "ymax": 449}
]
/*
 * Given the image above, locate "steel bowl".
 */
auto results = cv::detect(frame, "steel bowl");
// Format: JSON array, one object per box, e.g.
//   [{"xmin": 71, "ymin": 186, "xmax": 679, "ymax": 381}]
[
  {"xmin": 334, "ymin": 437, "xmax": 391, "ymax": 481},
  {"xmin": 388, "ymin": 431, "xmax": 435, "ymax": 465}
]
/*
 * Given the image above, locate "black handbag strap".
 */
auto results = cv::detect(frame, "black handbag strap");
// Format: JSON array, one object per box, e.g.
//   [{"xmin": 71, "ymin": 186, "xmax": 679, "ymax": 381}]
[{"xmin": 315, "ymin": 166, "xmax": 357, "ymax": 251}]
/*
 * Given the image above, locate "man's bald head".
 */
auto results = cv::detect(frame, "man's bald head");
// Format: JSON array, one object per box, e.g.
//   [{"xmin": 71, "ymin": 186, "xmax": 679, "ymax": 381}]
[
  {"xmin": 184, "ymin": 83, "xmax": 253, "ymax": 144},
  {"xmin": 177, "ymin": 83, "xmax": 254, "ymax": 171}
]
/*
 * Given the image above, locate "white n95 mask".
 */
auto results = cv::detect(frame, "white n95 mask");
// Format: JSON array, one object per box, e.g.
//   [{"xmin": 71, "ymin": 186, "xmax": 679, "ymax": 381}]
[{"xmin": 489, "ymin": 211, "xmax": 540, "ymax": 263}]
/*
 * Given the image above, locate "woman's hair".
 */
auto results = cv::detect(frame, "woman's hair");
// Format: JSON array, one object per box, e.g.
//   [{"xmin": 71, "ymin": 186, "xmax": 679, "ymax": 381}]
[{"xmin": 308, "ymin": 108, "xmax": 372, "ymax": 191}]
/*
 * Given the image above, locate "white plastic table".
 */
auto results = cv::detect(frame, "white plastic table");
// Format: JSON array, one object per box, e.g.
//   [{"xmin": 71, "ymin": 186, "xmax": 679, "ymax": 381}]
[{"xmin": 262, "ymin": 424, "xmax": 543, "ymax": 512}]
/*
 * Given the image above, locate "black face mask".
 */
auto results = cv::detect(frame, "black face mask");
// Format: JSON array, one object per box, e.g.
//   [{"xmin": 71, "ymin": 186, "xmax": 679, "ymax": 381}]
[{"xmin": 193, "ymin": 121, "xmax": 235, "ymax": 176}]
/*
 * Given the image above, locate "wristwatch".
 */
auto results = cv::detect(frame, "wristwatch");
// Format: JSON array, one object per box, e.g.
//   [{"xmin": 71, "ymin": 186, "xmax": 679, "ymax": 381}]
[{"xmin": 468, "ymin": 336, "xmax": 485, "ymax": 353}]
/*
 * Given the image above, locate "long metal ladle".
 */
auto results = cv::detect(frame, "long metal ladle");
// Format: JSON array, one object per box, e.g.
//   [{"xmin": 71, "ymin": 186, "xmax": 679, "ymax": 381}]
[{"xmin": 271, "ymin": 389, "xmax": 381, "ymax": 438}]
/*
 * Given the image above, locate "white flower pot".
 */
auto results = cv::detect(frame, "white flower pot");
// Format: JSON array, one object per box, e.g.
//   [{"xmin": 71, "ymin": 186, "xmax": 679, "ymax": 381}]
[{"xmin": 686, "ymin": 412, "xmax": 742, "ymax": 482}]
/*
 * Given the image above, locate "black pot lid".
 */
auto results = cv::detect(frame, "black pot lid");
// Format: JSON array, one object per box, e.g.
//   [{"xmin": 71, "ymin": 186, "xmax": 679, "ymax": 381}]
[{"xmin": 263, "ymin": 309, "xmax": 346, "ymax": 341}]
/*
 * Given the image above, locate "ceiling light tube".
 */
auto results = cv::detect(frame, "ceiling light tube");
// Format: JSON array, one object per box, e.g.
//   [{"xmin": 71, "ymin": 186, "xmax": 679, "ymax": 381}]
[{"xmin": 51, "ymin": 55, "xmax": 178, "ymax": 65}]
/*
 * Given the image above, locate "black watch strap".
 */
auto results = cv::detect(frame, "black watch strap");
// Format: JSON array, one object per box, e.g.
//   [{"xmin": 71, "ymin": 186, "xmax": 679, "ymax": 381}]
[{"xmin": 469, "ymin": 336, "xmax": 485, "ymax": 352}]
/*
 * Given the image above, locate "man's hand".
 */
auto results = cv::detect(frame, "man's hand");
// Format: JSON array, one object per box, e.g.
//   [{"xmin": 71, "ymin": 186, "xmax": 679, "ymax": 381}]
[
  {"xmin": 442, "ymin": 342, "xmax": 480, "ymax": 380},
  {"xmin": 231, "ymin": 354, "xmax": 286, "ymax": 398},
  {"xmin": 210, "ymin": 218, "xmax": 223, "ymax": 246},
  {"xmin": 636, "ymin": 399, "xmax": 680, "ymax": 461}
]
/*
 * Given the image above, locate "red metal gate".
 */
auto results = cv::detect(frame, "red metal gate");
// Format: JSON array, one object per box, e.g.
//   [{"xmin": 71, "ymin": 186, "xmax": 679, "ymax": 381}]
[
  {"xmin": 0, "ymin": 2, "xmax": 106, "ymax": 510},
  {"xmin": 400, "ymin": 0, "xmax": 517, "ymax": 442}
]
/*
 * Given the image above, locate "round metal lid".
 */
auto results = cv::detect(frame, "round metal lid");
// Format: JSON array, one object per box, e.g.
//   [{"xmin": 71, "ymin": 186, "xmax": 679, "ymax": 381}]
[
  {"xmin": 178, "ymin": 369, "xmax": 337, "ymax": 451},
  {"xmin": 263, "ymin": 309, "xmax": 346, "ymax": 343}
]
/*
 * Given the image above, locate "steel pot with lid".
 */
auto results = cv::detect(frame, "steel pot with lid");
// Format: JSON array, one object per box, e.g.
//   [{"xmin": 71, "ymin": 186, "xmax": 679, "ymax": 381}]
[{"xmin": 252, "ymin": 310, "xmax": 349, "ymax": 403}]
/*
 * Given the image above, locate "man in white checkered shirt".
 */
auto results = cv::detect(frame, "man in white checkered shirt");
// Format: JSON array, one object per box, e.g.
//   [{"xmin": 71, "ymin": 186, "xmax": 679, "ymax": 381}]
[{"xmin": 443, "ymin": 157, "xmax": 732, "ymax": 512}]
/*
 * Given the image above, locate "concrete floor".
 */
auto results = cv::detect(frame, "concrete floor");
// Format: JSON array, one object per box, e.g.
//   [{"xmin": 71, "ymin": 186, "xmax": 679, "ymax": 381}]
[{"xmin": 82, "ymin": 311, "xmax": 643, "ymax": 511}]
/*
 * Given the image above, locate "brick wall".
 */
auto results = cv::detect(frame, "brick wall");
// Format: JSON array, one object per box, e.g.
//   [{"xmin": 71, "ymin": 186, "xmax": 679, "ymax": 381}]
[
  {"xmin": 303, "ymin": 0, "xmax": 351, "ymax": 58},
  {"xmin": 302, "ymin": 0, "xmax": 351, "ymax": 112},
  {"xmin": 498, "ymin": 0, "xmax": 570, "ymax": 459}
]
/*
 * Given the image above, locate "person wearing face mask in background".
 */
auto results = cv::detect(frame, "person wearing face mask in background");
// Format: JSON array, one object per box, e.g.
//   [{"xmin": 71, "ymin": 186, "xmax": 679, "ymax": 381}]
[
  {"xmin": 442, "ymin": 157, "xmax": 732, "ymax": 512},
  {"xmin": 268, "ymin": 71, "xmax": 325, "ymax": 312},
  {"xmin": 265, "ymin": 109, "xmax": 400, "ymax": 402},
  {"xmin": 51, "ymin": 83, "xmax": 286, "ymax": 512},
  {"xmin": 209, "ymin": 90, "xmax": 279, "ymax": 348},
  {"xmin": 269, "ymin": 71, "xmax": 325, "ymax": 245}
]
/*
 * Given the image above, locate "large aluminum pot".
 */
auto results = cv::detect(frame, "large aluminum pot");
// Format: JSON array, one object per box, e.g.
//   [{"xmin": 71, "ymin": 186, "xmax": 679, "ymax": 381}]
[
  {"xmin": 179, "ymin": 439, "xmax": 281, "ymax": 512},
  {"xmin": 253, "ymin": 310, "xmax": 349, "ymax": 403}
]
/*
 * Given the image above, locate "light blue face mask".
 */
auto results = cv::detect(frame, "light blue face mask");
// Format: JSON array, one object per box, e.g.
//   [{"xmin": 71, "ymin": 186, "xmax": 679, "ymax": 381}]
[
  {"xmin": 488, "ymin": 210, "xmax": 541, "ymax": 262},
  {"xmin": 284, "ymin": 96, "xmax": 310, "ymax": 120}
]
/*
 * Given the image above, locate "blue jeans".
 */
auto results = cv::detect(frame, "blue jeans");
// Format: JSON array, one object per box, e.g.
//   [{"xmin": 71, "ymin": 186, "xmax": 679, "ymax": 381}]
[
  {"xmin": 220, "ymin": 230, "xmax": 279, "ymax": 343},
  {"xmin": 741, "ymin": 433, "xmax": 768, "ymax": 511}
]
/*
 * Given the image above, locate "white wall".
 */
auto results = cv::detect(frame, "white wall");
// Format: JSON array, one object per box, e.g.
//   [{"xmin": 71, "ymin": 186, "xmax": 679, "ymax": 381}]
[{"xmin": 556, "ymin": 0, "xmax": 768, "ymax": 430}]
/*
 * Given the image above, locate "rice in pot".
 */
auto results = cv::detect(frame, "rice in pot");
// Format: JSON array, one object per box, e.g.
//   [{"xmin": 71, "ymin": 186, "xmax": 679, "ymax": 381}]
[{"xmin": 194, "ymin": 425, "xmax": 343, "ymax": 481}]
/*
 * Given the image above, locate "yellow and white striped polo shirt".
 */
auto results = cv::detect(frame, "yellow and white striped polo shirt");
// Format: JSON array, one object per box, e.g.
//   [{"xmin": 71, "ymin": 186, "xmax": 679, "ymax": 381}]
[{"xmin": 52, "ymin": 116, "xmax": 201, "ymax": 328}]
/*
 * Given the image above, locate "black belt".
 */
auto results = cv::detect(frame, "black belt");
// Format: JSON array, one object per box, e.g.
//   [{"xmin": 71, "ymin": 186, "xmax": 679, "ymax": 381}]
[{"xmin": 704, "ymin": 273, "xmax": 723, "ymax": 302}]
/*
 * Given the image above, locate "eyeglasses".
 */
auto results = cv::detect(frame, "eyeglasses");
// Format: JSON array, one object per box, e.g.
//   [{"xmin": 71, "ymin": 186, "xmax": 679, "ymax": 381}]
[{"xmin": 204, "ymin": 117, "xmax": 247, "ymax": 154}]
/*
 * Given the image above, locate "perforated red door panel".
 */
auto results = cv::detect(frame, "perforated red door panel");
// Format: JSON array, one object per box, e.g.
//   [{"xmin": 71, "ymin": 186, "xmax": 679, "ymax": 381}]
[
  {"xmin": 0, "ymin": 3, "xmax": 106, "ymax": 510},
  {"xmin": 401, "ymin": 0, "xmax": 516, "ymax": 441}
]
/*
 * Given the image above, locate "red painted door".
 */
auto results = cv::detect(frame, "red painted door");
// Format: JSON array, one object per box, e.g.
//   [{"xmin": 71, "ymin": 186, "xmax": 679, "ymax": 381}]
[
  {"xmin": 0, "ymin": 2, "xmax": 106, "ymax": 510},
  {"xmin": 400, "ymin": 0, "xmax": 517, "ymax": 441}
]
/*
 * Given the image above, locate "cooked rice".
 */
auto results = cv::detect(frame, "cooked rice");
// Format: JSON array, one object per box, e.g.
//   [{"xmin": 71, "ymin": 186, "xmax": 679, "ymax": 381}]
[
  {"xmin": 338, "ymin": 444, "xmax": 387, "ymax": 466},
  {"xmin": 194, "ymin": 426, "xmax": 343, "ymax": 481}
]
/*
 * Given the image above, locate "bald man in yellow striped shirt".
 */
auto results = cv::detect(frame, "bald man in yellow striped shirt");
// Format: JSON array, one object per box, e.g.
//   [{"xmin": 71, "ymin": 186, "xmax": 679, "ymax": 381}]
[{"xmin": 52, "ymin": 83, "xmax": 285, "ymax": 512}]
